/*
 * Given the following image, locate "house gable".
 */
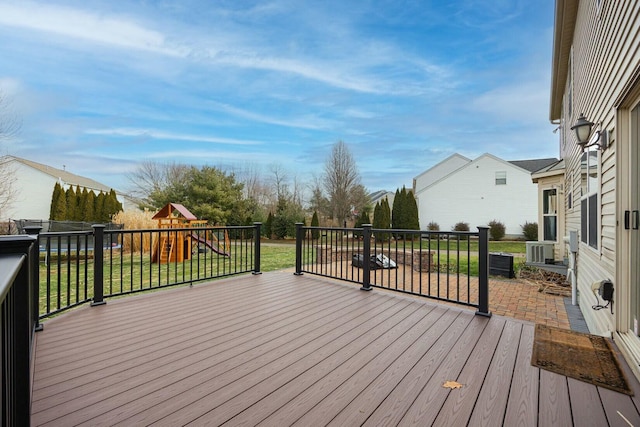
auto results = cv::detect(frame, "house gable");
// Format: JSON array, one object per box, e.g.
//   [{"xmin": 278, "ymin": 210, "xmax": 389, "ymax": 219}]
[
  {"xmin": 414, "ymin": 153, "xmax": 542, "ymax": 235},
  {"xmin": 412, "ymin": 153, "xmax": 471, "ymax": 195},
  {"xmin": 1, "ymin": 155, "xmax": 134, "ymax": 221}
]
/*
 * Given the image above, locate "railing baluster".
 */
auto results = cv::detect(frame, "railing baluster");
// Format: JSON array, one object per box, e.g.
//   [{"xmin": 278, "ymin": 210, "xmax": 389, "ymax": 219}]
[
  {"xmin": 91, "ymin": 224, "xmax": 106, "ymax": 307},
  {"xmin": 294, "ymin": 222, "xmax": 303, "ymax": 275},
  {"xmin": 254, "ymin": 222, "xmax": 262, "ymax": 275},
  {"xmin": 361, "ymin": 224, "xmax": 372, "ymax": 291}
]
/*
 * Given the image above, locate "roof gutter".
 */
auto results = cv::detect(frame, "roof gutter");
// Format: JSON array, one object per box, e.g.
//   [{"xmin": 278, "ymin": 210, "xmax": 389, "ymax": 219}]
[{"xmin": 549, "ymin": 0, "xmax": 578, "ymax": 122}]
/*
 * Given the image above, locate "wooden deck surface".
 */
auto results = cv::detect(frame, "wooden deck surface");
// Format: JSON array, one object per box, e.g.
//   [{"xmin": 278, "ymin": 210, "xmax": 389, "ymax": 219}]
[{"xmin": 31, "ymin": 271, "xmax": 640, "ymax": 426}]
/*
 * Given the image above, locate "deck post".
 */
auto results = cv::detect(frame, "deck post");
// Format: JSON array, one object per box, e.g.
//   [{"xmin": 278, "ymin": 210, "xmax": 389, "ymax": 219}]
[
  {"xmin": 476, "ymin": 226, "xmax": 491, "ymax": 317},
  {"xmin": 294, "ymin": 222, "xmax": 303, "ymax": 275},
  {"xmin": 91, "ymin": 224, "xmax": 106, "ymax": 306},
  {"xmin": 24, "ymin": 226, "xmax": 44, "ymax": 331},
  {"xmin": 253, "ymin": 222, "xmax": 262, "ymax": 275},
  {"xmin": 0, "ymin": 235, "xmax": 36, "ymax": 426},
  {"xmin": 361, "ymin": 224, "xmax": 372, "ymax": 291}
]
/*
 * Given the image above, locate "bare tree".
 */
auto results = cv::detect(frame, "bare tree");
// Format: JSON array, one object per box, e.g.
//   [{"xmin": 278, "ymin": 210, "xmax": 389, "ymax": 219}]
[
  {"xmin": 0, "ymin": 90, "xmax": 20, "ymax": 142},
  {"xmin": 0, "ymin": 156, "xmax": 17, "ymax": 220},
  {"xmin": 126, "ymin": 160, "xmax": 190, "ymax": 206},
  {"xmin": 268, "ymin": 162, "xmax": 289, "ymax": 201},
  {"xmin": 323, "ymin": 141, "xmax": 364, "ymax": 225},
  {"xmin": 308, "ymin": 174, "xmax": 329, "ymax": 217},
  {"xmin": 0, "ymin": 90, "xmax": 20, "ymax": 220}
]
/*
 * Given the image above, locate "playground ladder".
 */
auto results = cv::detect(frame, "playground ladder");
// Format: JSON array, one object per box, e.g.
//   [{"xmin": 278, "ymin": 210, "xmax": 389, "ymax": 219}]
[{"xmin": 159, "ymin": 235, "xmax": 175, "ymax": 264}]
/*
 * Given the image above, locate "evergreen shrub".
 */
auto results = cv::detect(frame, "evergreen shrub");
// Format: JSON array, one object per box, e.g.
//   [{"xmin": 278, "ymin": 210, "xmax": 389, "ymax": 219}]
[{"xmin": 488, "ymin": 220, "xmax": 506, "ymax": 241}]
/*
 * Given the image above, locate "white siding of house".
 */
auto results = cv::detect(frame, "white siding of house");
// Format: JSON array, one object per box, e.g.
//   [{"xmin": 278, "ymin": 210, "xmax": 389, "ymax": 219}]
[
  {"xmin": 371, "ymin": 191, "xmax": 395, "ymax": 211},
  {"xmin": 413, "ymin": 154, "xmax": 470, "ymax": 195},
  {"xmin": 2, "ymin": 157, "xmax": 135, "ymax": 222},
  {"xmin": 415, "ymin": 154, "xmax": 537, "ymax": 235},
  {"xmin": 5, "ymin": 161, "xmax": 58, "ymax": 220}
]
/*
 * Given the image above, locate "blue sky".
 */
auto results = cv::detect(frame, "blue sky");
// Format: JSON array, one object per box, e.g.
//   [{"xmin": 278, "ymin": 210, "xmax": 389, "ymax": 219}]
[{"xmin": 0, "ymin": 0, "xmax": 557, "ymax": 196}]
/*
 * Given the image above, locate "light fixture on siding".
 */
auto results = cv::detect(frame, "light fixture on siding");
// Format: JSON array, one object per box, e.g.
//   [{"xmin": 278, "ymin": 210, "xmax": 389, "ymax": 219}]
[{"xmin": 570, "ymin": 113, "xmax": 608, "ymax": 151}]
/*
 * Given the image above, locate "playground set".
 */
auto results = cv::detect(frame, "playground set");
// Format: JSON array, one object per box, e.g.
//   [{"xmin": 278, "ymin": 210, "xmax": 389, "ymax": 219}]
[{"xmin": 151, "ymin": 203, "xmax": 230, "ymax": 264}]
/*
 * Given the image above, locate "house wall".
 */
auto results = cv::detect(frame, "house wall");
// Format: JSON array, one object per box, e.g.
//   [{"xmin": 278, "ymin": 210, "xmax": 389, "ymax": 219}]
[
  {"xmin": 415, "ymin": 155, "xmax": 538, "ymax": 235},
  {"xmin": 413, "ymin": 154, "xmax": 469, "ymax": 194},
  {"xmin": 371, "ymin": 192, "xmax": 395, "ymax": 211},
  {"xmin": 2, "ymin": 157, "xmax": 134, "ymax": 222},
  {"xmin": 4, "ymin": 160, "xmax": 58, "ymax": 220},
  {"xmin": 556, "ymin": 1, "xmax": 640, "ymax": 337}
]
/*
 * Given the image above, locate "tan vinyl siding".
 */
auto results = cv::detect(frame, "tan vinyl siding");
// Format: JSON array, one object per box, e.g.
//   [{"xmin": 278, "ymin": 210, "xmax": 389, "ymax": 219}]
[{"xmin": 558, "ymin": 1, "xmax": 640, "ymax": 334}]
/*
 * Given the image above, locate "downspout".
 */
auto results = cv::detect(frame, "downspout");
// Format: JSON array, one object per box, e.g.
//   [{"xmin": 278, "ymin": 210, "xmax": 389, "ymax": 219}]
[{"xmin": 565, "ymin": 230, "xmax": 579, "ymax": 305}]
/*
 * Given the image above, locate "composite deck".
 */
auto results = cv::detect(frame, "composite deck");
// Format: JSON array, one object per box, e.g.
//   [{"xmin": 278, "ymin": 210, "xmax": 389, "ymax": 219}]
[{"xmin": 31, "ymin": 271, "xmax": 640, "ymax": 426}]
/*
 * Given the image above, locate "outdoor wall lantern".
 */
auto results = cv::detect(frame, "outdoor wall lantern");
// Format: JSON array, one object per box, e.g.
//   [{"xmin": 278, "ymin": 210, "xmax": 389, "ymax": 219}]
[{"xmin": 570, "ymin": 113, "xmax": 608, "ymax": 151}]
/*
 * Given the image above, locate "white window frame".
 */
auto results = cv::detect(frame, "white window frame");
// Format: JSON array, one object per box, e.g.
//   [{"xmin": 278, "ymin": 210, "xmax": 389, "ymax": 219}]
[
  {"xmin": 495, "ymin": 171, "xmax": 507, "ymax": 185},
  {"xmin": 543, "ymin": 188, "xmax": 558, "ymax": 242},
  {"xmin": 580, "ymin": 148, "xmax": 600, "ymax": 250}
]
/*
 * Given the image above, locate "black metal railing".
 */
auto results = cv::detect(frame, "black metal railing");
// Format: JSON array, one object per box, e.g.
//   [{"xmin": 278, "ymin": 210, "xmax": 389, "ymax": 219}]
[
  {"xmin": 295, "ymin": 223, "xmax": 491, "ymax": 316},
  {"xmin": 0, "ymin": 235, "xmax": 39, "ymax": 426},
  {"xmin": 33, "ymin": 223, "xmax": 262, "ymax": 319}
]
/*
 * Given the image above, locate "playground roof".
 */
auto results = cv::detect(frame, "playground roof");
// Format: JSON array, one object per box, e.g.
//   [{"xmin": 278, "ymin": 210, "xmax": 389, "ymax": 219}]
[{"xmin": 152, "ymin": 203, "xmax": 198, "ymax": 220}]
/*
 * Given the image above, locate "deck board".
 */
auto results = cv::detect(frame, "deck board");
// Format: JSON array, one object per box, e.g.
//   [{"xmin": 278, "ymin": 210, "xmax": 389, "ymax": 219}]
[
  {"xmin": 467, "ymin": 321, "xmax": 523, "ymax": 426},
  {"xmin": 30, "ymin": 271, "xmax": 640, "ymax": 426},
  {"xmin": 567, "ymin": 377, "xmax": 610, "ymax": 426},
  {"xmin": 538, "ymin": 368, "xmax": 572, "ymax": 427},
  {"xmin": 503, "ymin": 324, "xmax": 539, "ymax": 427}
]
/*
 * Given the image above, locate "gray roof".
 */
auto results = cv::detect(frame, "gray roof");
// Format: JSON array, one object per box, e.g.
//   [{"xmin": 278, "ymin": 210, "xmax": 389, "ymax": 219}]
[
  {"xmin": 368, "ymin": 190, "xmax": 390, "ymax": 200},
  {"xmin": 7, "ymin": 155, "xmax": 117, "ymax": 193},
  {"xmin": 508, "ymin": 158, "xmax": 559, "ymax": 173}
]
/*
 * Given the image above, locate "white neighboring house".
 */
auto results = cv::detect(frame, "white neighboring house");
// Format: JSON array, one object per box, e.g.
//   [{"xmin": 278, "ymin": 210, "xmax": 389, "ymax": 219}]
[
  {"xmin": 1, "ymin": 155, "xmax": 135, "ymax": 221},
  {"xmin": 412, "ymin": 153, "xmax": 558, "ymax": 236},
  {"xmin": 368, "ymin": 190, "xmax": 395, "ymax": 210}
]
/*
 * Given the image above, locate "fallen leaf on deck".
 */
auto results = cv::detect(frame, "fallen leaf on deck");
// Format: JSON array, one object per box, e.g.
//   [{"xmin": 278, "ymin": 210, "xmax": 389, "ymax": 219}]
[{"xmin": 443, "ymin": 380, "xmax": 463, "ymax": 389}]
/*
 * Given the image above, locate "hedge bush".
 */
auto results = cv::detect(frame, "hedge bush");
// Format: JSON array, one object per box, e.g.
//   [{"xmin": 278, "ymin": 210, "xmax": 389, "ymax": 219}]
[
  {"xmin": 488, "ymin": 220, "xmax": 506, "ymax": 241},
  {"xmin": 521, "ymin": 221, "xmax": 538, "ymax": 241},
  {"xmin": 453, "ymin": 221, "xmax": 470, "ymax": 240}
]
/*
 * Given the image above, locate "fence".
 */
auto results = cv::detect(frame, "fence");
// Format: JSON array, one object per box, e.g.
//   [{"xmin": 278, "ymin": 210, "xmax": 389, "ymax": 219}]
[
  {"xmin": 14, "ymin": 219, "xmax": 124, "ymax": 233},
  {"xmin": 0, "ymin": 235, "xmax": 39, "ymax": 426},
  {"xmin": 295, "ymin": 224, "xmax": 490, "ymax": 316},
  {"xmin": 31, "ymin": 223, "xmax": 262, "ymax": 319}
]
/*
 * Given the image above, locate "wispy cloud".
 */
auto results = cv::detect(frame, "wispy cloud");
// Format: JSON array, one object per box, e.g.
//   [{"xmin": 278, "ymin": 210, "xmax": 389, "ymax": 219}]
[
  {"xmin": 1, "ymin": 0, "xmax": 557, "ymax": 194},
  {"xmin": 86, "ymin": 128, "xmax": 263, "ymax": 146},
  {"xmin": 208, "ymin": 102, "xmax": 335, "ymax": 130},
  {"xmin": 0, "ymin": 1, "xmax": 450, "ymax": 96},
  {"xmin": 0, "ymin": 2, "xmax": 187, "ymax": 56}
]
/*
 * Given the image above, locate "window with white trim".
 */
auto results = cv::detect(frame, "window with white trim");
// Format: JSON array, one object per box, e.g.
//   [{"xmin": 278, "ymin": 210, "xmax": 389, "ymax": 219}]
[
  {"xmin": 580, "ymin": 149, "xmax": 599, "ymax": 249},
  {"xmin": 543, "ymin": 189, "xmax": 558, "ymax": 241},
  {"xmin": 495, "ymin": 171, "xmax": 506, "ymax": 185}
]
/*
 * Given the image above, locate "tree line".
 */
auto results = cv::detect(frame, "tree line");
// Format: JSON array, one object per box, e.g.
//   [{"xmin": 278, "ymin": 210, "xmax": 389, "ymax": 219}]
[
  {"xmin": 49, "ymin": 182, "xmax": 123, "ymax": 223},
  {"xmin": 125, "ymin": 141, "xmax": 419, "ymax": 238}
]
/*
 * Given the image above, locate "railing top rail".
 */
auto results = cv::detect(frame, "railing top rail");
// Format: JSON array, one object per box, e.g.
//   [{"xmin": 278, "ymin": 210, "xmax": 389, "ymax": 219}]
[
  {"xmin": 104, "ymin": 224, "xmax": 256, "ymax": 234},
  {"xmin": 0, "ymin": 254, "xmax": 26, "ymax": 304},
  {"xmin": 299, "ymin": 225, "xmax": 480, "ymax": 236},
  {"xmin": 39, "ymin": 230, "xmax": 94, "ymax": 237}
]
